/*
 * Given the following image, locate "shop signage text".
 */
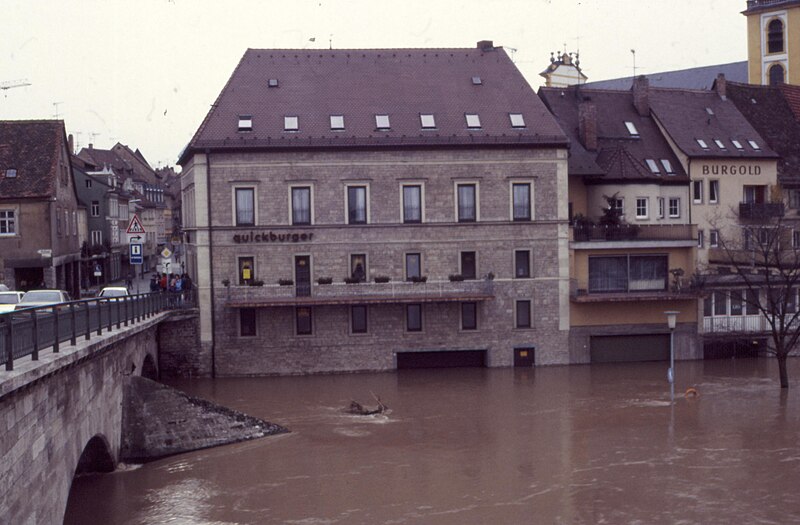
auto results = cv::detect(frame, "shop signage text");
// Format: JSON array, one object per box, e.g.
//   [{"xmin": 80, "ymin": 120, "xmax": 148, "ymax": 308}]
[
  {"xmin": 701, "ymin": 164, "xmax": 762, "ymax": 176},
  {"xmin": 233, "ymin": 231, "xmax": 314, "ymax": 244}
]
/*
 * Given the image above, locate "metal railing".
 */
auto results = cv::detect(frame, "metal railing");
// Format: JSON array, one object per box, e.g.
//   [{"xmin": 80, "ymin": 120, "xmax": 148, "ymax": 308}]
[
  {"xmin": 571, "ymin": 224, "xmax": 696, "ymax": 242},
  {"xmin": 746, "ymin": 0, "xmax": 792, "ymax": 9},
  {"xmin": 739, "ymin": 202, "xmax": 785, "ymax": 220},
  {"xmin": 0, "ymin": 290, "xmax": 196, "ymax": 372}
]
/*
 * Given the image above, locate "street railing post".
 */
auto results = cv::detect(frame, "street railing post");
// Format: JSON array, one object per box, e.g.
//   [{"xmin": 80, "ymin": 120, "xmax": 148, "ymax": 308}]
[
  {"xmin": 97, "ymin": 298, "xmax": 103, "ymax": 336},
  {"xmin": 70, "ymin": 302, "xmax": 77, "ymax": 346},
  {"xmin": 53, "ymin": 306, "xmax": 60, "ymax": 353},
  {"xmin": 85, "ymin": 301, "xmax": 91, "ymax": 341},
  {"xmin": 31, "ymin": 309, "xmax": 39, "ymax": 361},
  {"xmin": 4, "ymin": 315, "xmax": 14, "ymax": 371},
  {"xmin": 116, "ymin": 298, "xmax": 121, "ymax": 329}
]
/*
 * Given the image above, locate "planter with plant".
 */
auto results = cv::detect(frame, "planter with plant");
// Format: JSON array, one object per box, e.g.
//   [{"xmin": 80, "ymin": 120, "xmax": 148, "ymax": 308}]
[{"xmin": 277, "ymin": 278, "xmax": 294, "ymax": 286}]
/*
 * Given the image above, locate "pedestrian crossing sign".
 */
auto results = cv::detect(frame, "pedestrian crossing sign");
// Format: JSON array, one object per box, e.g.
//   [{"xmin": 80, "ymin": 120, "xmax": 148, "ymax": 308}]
[{"xmin": 126, "ymin": 214, "xmax": 146, "ymax": 234}]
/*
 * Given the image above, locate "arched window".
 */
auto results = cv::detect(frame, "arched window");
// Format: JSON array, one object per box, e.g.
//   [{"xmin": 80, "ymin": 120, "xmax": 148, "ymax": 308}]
[
  {"xmin": 769, "ymin": 63, "xmax": 785, "ymax": 85},
  {"xmin": 768, "ymin": 19, "xmax": 784, "ymax": 54}
]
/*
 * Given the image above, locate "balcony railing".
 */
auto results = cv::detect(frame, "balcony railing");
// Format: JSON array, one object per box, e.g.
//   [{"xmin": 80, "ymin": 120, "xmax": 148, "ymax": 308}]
[
  {"xmin": 746, "ymin": 0, "xmax": 792, "ymax": 10},
  {"xmin": 224, "ymin": 279, "xmax": 495, "ymax": 306},
  {"xmin": 569, "ymin": 278, "xmax": 698, "ymax": 302},
  {"xmin": 739, "ymin": 202, "xmax": 785, "ymax": 220},
  {"xmin": 571, "ymin": 224, "xmax": 696, "ymax": 243}
]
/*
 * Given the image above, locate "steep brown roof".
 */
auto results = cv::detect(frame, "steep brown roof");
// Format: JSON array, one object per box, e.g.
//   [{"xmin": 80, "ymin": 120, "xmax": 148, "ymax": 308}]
[
  {"xmin": 0, "ymin": 120, "xmax": 66, "ymax": 199},
  {"xmin": 180, "ymin": 46, "xmax": 567, "ymax": 164},
  {"xmin": 649, "ymin": 88, "xmax": 778, "ymax": 159},
  {"xmin": 778, "ymin": 83, "xmax": 800, "ymax": 121}
]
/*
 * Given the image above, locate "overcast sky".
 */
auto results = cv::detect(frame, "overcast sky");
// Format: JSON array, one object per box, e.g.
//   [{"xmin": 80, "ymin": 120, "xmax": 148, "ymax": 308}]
[{"xmin": 1, "ymin": 0, "xmax": 746, "ymax": 170}]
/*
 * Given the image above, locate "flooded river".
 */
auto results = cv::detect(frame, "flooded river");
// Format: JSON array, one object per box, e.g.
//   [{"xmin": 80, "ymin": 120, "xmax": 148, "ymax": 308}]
[{"xmin": 65, "ymin": 359, "xmax": 800, "ymax": 524}]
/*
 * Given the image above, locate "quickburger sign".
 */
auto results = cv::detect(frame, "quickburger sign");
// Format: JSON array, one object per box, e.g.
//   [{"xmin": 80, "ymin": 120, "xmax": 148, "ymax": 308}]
[{"xmin": 233, "ymin": 231, "xmax": 314, "ymax": 244}]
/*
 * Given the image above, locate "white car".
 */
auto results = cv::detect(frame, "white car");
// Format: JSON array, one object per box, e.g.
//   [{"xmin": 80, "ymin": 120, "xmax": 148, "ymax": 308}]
[
  {"xmin": 98, "ymin": 286, "xmax": 130, "ymax": 299},
  {"xmin": 0, "ymin": 291, "xmax": 25, "ymax": 314},
  {"xmin": 15, "ymin": 290, "xmax": 72, "ymax": 311}
]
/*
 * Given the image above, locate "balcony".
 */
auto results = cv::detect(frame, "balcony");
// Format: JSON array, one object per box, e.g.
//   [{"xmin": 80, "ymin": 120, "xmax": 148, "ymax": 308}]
[
  {"xmin": 738, "ymin": 202, "xmax": 785, "ymax": 220},
  {"xmin": 569, "ymin": 277, "xmax": 699, "ymax": 303},
  {"xmin": 571, "ymin": 224, "xmax": 696, "ymax": 245},
  {"xmin": 224, "ymin": 279, "xmax": 495, "ymax": 308}
]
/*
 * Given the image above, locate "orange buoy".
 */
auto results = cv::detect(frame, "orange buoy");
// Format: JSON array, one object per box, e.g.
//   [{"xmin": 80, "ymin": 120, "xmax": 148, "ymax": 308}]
[{"xmin": 685, "ymin": 387, "xmax": 699, "ymax": 398}]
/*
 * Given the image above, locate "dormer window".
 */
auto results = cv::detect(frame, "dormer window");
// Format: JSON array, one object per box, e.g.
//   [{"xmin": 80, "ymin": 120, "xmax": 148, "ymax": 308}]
[
  {"xmin": 5, "ymin": 168, "xmax": 16, "ymax": 178},
  {"xmin": 465, "ymin": 114, "xmax": 481, "ymax": 129},
  {"xmin": 330, "ymin": 115, "xmax": 345, "ymax": 130},
  {"xmin": 696, "ymin": 139, "xmax": 709, "ymax": 150},
  {"xmin": 509, "ymin": 113, "xmax": 525, "ymax": 128},
  {"xmin": 749, "ymin": 140, "xmax": 761, "ymax": 150},
  {"xmin": 660, "ymin": 159, "xmax": 675, "ymax": 174},
  {"xmin": 375, "ymin": 114, "xmax": 390, "ymax": 130},
  {"xmin": 420, "ymin": 114, "xmax": 436, "ymax": 129},
  {"xmin": 714, "ymin": 139, "xmax": 726, "ymax": 149},
  {"xmin": 624, "ymin": 121, "xmax": 639, "ymax": 136},
  {"xmin": 284, "ymin": 116, "xmax": 299, "ymax": 131},
  {"xmin": 732, "ymin": 139, "xmax": 744, "ymax": 150},
  {"xmin": 238, "ymin": 115, "xmax": 253, "ymax": 132},
  {"xmin": 768, "ymin": 18, "xmax": 784, "ymax": 54},
  {"xmin": 645, "ymin": 159, "xmax": 660, "ymax": 174}
]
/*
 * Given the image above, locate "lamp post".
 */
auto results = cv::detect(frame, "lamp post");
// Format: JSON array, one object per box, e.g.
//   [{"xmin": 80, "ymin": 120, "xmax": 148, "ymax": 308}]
[{"xmin": 665, "ymin": 310, "xmax": 679, "ymax": 403}]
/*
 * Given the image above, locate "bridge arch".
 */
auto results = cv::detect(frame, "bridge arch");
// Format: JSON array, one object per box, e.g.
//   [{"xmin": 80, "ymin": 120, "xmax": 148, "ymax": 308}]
[
  {"xmin": 74, "ymin": 434, "xmax": 115, "ymax": 475},
  {"xmin": 141, "ymin": 353, "xmax": 158, "ymax": 380}
]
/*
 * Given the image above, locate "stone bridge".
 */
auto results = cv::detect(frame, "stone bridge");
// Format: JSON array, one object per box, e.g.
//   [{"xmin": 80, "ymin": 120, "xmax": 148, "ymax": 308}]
[{"xmin": 0, "ymin": 305, "xmax": 259, "ymax": 524}]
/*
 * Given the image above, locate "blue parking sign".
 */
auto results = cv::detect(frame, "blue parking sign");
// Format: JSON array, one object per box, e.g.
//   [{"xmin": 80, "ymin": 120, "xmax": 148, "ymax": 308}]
[{"xmin": 130, "ymin": 243, "xmax": 143, "ymax": 264}]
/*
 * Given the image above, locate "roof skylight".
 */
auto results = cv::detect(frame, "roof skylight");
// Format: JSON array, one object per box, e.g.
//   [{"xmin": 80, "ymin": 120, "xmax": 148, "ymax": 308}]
[
  {"xmin": 375, "ymin": 114, "xmax": 390, "ymax": 130},
  {"xmin": 696, "ymin": 139, "xmax": 709, "ymax": 149},
  {"xmin": 748, "ymin": 140, "xmax": 761, "ymax": 150},
  {"xmin": 465, "ymin": 114, "xmax": 481, "ymax": 129},
  {"xmin": 330, "ymin": 115, "xmax": 344, "ymax": 130},
  {"xmin": 509, "ymin": 113, "xmax": 525, "ymax": 128},
  {"xmin": 705, "ymin": 107, "xmax": 715, "ymax": 115},
  {"xmin": 5, "ymin": 168, "xmax": 16, "ymax": 178},
  {"xmin": 714, "ymin": 139, "xmax": 726, "ymax": 149},
  {"xmin": 284, "ymin": 116, "xmax": 299, "ymax": 131},
  {"xmin": 471, "ymin": 76, "xmax": 482, "ymax": 85},
  {"xmin": 645, "ymin": 159, "xmax": 660, "ymax": 174},
  {"xmin": 660, "ymin": 159, "xmax": 675, "ymax": 174},
  {"xmin": 624, "ymin": 121, "xmax": 639, "ymax": 136},
  {"xmin": 731, "ymin": 139, "xmax": 744, "ymax": 150},
  {"xmin": 238, "ymin": 115, "xmax": 253, "ymax": 132},
  {"xmin": 420, "ymin": 114, "xmax": 436, "ymax": 129},
  {"xmin": 268, "ymin": 78, "xmax": 279, "ymax": 88}
]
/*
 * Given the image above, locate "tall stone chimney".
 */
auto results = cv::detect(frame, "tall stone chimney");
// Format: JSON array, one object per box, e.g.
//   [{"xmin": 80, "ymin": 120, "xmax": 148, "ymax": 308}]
[
  {"xmin": 715, "ymin": 73, "xmax": 727, "ymax": 100},
  {"xmin": 68, "ymin": 134, "xmax": 74, "ymax": 154},
  {"xmin": 633, "ymin": 75, "xmax": 650, "ymax": 116},
  {"xmin": 578, "ymin": 98, "xmax": 598, "ymax": 151}
]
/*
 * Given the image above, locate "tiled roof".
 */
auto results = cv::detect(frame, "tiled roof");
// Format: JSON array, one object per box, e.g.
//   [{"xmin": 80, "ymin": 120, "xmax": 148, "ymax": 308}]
[
  {"xmin": 778, "ymin": 83, "xmax": 800, "ymax": 121},
  {"xmin": 743, "ymin": 0, "xmax": 800, "ymax": 14},
  {"xmin": 538, "ymin": 86, "xmax": 687, "ymax": 182},
  {"xmin": 0, "ymin": 120, "xmax": 66, "ymax": 200},
  {"xmin": 78, "ymin": 147, "xmax": 131, "ymax": 173},
  {"xmin": 727, "ymin": 82, "xmax": 800, "ymax": 185},
  {"xmin": 180, "ymin": 46, "xmax": 567, "ymax": 163},
  {"xmin": 649, "ymin": 88, "xmax": 778, "ymax": 159},
  {"xmin": 585, "ymin": 62, "xmax": 748, "ymax": 91}
]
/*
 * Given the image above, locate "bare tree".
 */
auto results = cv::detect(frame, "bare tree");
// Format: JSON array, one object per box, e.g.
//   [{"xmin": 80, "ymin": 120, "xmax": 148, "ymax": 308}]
[{"xmin": 708, "ymin": 209, "xmax": 800, "ymax": 388}]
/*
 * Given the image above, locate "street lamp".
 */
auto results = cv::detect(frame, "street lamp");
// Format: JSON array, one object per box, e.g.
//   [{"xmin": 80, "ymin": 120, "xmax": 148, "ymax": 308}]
[{"xmin": 665, "ymin": 310, "xmax": 679, "ymax": 402}]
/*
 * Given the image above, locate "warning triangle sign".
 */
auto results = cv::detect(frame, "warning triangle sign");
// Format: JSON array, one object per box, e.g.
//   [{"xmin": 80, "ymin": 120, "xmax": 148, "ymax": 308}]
[{"xmin": 126, "ymin": 214, "xmax": 146, "ymax": 234}]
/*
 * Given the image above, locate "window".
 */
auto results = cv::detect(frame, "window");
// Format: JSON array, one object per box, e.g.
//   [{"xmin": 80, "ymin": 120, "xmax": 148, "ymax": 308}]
[
  {"xmin": 610, "ymin": 196, "xmax": 624, "ymax": 217},
  {"xmin": 660, "ymin": 159, "xmax": 675, "ymax": 174},
  {"xmin": 420, "ymin": 114, "xmax": 436, "ymax": 129},
  {"xmin": 91, "ymin": 230, "xmax": 103, "ymax": 245},
  {"xmin": 291, "ymin": 186, "xmax": 311, "ymax": 225},
  {"xmin": 347, "ymin": 185, "xmax": 367, "ymax": 224},
  {"xmin": 330, "ymin": 115, "xmax": 344, "ymax": 130},
  {"xmin": 240, "ymin": 308, "xmax": 257, "ymax": 336},
  {"xmin": 238, "ymin": 115, "xmax": 253, "ymax": 132},
  {"xmin": 471, "ymin": 76, "xmax": 482, "ymax": 85},
  {"xmin": 296, "ymin": 307, "xmax": 312, "ymax": 335},
  {"xmin": 465, "ymin": 113, "xmax": 481, "ymax": 129},
  {"xmin": 402, "ymin": 184, "xmax": 422, "ymax": 223},
  {"xmin": 731, "ymin": 139, "xmax": 744, "ymax": 150},
  {"xmin": 790, "ymin": 189, "xmax": 800, "ymax": 210},
  {"xmin": 624, "ymin": 121, "xmax": 639, "ymax": 136},
  {"xmin": 713, "ymin": 139, "xmax": 726, "ymax": 150},
  {"xmin": 406, "ymin": 304, "xmax": 422, "ymax": 332},
  {"xmin": 91, "ymin": 201, "xmax": 100, "ymax": 217},
  {"xmin": 375, "ymin": 114, "xmax": 390, "ymax": 130},
  {"xmin": 768, "ymin": 18, "xmax": 785, "ymax": 54},
  {"xmin": 405, "ymin": 253, "xmax": 421, "ymax": 280},
  {"xmin": 512, "ymin": 183, "xmax": 531, "ymax": 221},
  {"xmin": 636, "ymin": 197, "xmax": 649, "ymax": 219},
  {"xmin": 351, "ymin": 305, "xmax": 367, "ymax": 334},
  {"xmin": 238, "ymin": 257, "xmax": 254, "ymax": 285},
  {"xmin": 235, "ymin": 187, "xmax": 255, "ymax": 226},
  {"xmin": 747, "ymin": 289, "xmax": 760, "ymax": 315},
  {"xmin": 515, "ymin": 300, "xmax": 531, "ymax": 329},
  {"xmin": 5, "ymin": 168, "xmax": 16, "ymax": 178},
  {"xmin": 730, "ymin": 290, "xmax": 744, "ymax": 316},
  {"xmin": 769, "ymin": 64, "xmax": 785, "ymax": 86},
  {"xmin": 748, "ymin": 140, "xmax": 761, "ymax": 150},
  {"xmin": 714, "ymin": 291, "xmax": 728, "ymax": 316},
  {"xmin": 794, "ymin": 230, "xmax": 800, "ymax": 249},
  {"xmin": 698, "ymin": 229, "xmax": 705, "ymax": 248},
  {"xmin": 645, "ymin": 159, "xmax": 660, "ymax": 174},
  {"xmin": 709, "ymin": 180, "xmax": 719, "ymax": 204},
  {"xmin": 509, "ymin": 113, "xmax": 525, "ymax": 128},
  {"xmin": 657, "ymin": 197, "xmax": 665, "ymax": 219},
  {"xmin": 693, "ymin": 181, "xmax": 703, "ymax": 203},
  {"xmin": 0, "ymin": 210, "xmax": 15, "ymax": 235},
  {"xmin": 461, "ymin": 302, "xmax": 477, "ymax": 330},
  {"xmin": 696, "ymin": 139, "xmax": 709, "ymax": 149},
  {"xmin": 710, "ymin": 230, "xmax": 720, "ymax": 248},
  {"xmin": 268, "ymin": 78, "xmax": 279, "ymax": 88},
  {"xmin": 350, "ymin": 254, "xmax": 367, "ymax": 282},
  {"xmin": 668, "ymin": 197, "xmax": 680, "ymax": 218},
  {"xmin": 705, "ymin": 107, "xmax": 715, "ymax": 116},
  {"xmin": 85, "ymin": 178, "xmax": 92, "ymax": 188},
  {"xmin": 457, "ymin": 183, "xmax": 477, "ymax": 222},
  {"xmin": 515, "ymin": 250, "xmax": 531, "ymax": 278},
  {"xmin": 588, "ymin": 255, "xmax": 667, "ymax": 293},
  {"xmin": 284, "ymin": 116, "xmax": 299, "ymax": 131},
  {"xmin": 460, "ymin": 251, "xmax": 476, "ymax": 279}
]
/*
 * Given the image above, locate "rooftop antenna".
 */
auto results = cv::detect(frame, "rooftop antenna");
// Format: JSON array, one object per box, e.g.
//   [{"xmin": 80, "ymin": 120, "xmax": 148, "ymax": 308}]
[
  {"xmin": 507, "ymin": 47, "xmax": 518, "ymax": 62},
  {"xmin": 631, "ymin": 49, "xmax": 637, "ymax": 77},
  {"xmin": 0, "ymin": 79, "xmax": 31, "ymax": 97},
  {"xmin": 52, "ymin": 101, "xmax": 63, "ymax": 119},
  {"xmin": 329, "ymin": 34, "xmax": 333, "ymax": 50}
]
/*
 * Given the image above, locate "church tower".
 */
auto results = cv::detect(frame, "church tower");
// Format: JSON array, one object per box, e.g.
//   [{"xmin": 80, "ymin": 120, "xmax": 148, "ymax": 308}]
[
  {"xmin": 540, "ymin": 51, "xmax": 588, "ymax": 88},
  {"xmin": 743, "ymin": 0, "xmax": 800, "ymax": 85}
]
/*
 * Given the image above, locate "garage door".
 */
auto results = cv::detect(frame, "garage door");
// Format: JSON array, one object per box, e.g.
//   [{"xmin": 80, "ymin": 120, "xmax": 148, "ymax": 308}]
[
  {"xmin": 590, "ymin": 334, "xmax": 670, "ymax": 363},
  {"xmin": 396, "ymin": 350, "xmax": 487, "ymax": 369}
]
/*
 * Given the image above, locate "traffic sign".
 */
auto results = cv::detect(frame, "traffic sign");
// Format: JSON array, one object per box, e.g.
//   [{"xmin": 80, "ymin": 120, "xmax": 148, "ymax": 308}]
[
  {"xmin": 161, "ymin": 247, "xmax": 173, "ymax": 258},
  {"xmin": 130, "ymin": 243, "xmax": 143, "ymax": 265},
  {"xmin": 126, "ymin": 214, "xmax": 146, "ymax": 234}
]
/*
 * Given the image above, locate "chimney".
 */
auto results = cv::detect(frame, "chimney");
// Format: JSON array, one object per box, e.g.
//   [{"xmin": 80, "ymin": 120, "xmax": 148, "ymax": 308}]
[
  {"xmin": 633, "ymin": 75, "xmax": 650, "ymax": 116},
  {"xmin": 715, "ymin": 73, "xmax": 727, "ymax": 100},
  {"xmin": 89, "ymin": 143, "xmax": 93, "ymax": 150},
  {"xmin": 578, "ymin": 98, "xmax": 598, "ymax": 151},
  {"xmin": 68, "ymin": 134, "xmax": 74, "ymax": 154},
  {"xmin": 477, "ymin": 40, "xmax": 494, "ymax": 52}
]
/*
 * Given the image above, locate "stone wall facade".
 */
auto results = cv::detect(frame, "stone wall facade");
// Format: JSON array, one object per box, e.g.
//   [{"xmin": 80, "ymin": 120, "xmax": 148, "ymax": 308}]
[{"xmin": 157, "ymin": 311, "xmax": 209, "ymax": 378}]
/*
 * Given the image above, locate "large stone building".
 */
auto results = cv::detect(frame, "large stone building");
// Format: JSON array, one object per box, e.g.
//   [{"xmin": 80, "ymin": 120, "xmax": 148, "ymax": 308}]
[{"xmin": 179, "ymin": 42, "xmax": 571, "ymax": 375}]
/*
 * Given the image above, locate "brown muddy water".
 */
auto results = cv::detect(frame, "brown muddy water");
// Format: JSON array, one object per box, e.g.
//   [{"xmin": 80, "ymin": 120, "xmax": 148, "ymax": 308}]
[{"xmin": 65, "ymin": 359, "xmax": 800, "ymax": 524}]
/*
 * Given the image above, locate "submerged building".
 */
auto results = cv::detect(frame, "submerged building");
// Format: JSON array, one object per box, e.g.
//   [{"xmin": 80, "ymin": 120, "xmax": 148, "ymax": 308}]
[{"xmin": 179, "ymin": 42, "xmax": 572, "ymax": 375}]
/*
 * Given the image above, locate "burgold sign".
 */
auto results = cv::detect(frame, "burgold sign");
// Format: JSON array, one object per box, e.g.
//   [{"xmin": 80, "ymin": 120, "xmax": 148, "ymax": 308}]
[
  {"xmin": 701, "ymin": 164, "xmax": 762, "ymax": 175},
  {"xmin": 233, "ymin": 231, "xmax": 314, "ymax": 244}
]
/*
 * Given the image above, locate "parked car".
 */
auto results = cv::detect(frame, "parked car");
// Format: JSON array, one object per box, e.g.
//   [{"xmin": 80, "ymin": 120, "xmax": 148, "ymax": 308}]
[
  {"xmin": 0, "ymin": 291, "xmax": 25, "ymax": 314},
  {"xmin": 14, "ymin": 290, "xmax": 72, "ymax": 311},
  {"xmin": 98, "ymin": 287, "xmax": 130, "ymax": 300}
]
